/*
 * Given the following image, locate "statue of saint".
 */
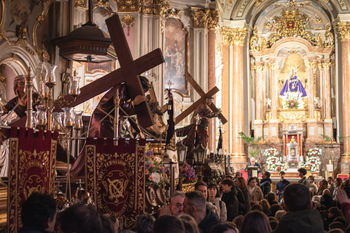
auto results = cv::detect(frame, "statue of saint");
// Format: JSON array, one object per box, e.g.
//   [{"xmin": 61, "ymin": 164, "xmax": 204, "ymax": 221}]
[{"xmin": 279, "ymin": 68, "xmax": 307, "ymax": 98}]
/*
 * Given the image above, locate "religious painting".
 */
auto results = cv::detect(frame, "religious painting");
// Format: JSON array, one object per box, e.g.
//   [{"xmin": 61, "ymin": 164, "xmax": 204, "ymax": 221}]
[
  {"xmin": 93, "ymin": 6, "xmax": 111, "ymax": 34},
  {"xmin": 164, "ymin": 18, "xmax": 187, "ymax": 94},
  {"xmin": 4, "ymin": 0, "xmax": 51, "ymax": 48},
  {"xmin": 87, "ymin": 62, "xmax": 113, "ymax": 73}
]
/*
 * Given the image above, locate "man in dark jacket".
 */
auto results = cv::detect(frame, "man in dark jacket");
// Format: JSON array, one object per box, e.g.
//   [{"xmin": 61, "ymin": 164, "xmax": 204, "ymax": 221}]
[
  {"xmin": 320, "ymin": 189, "xmax": 336, "ymax": 209},
  {"xmin": 297, "ymin": 168, "xmax": 310, "ymax": 188},
  {"xmin": 260, "ymin": 171, "xmax": 272, "ymax": 196},
  {"xmin": 275, "ymin": 171, "xmax": 290, "ymax": 202},
  {"xmin": 19, "ymin": 192, "xmax": 57, "ymax": 233},
  {"xmin": 183, "ymin": 191, "xmax": 219, "ymax": 233},
  {"xmin": 272, "ymin": 183, "xmax": 327, "ymax": 233},
  {"xmin": 221, "ymin": 179, "xmax": 246, "ymax": 220}
]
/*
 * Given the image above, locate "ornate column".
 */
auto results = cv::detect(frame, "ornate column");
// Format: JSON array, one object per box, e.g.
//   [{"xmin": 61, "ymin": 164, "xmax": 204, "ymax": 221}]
[
  {"xmin": 221, "ymin": 27, "xmax": 247, "ymax": 164},
  {"xmin": 306, "ymin": 60, "xmax": 319, "ymax": 142},
  {"xmin": 337, "ymin": 22, "xmax": 350, "ymax": 161},
  {"xmin": 267, "ymin": 63, "xmax": 280, "ymax": 142},
  {"xmin": 221, "ymin": 37, "xmax": 230, "ymax": 153},
  {"xmin": 318, "ymin": 62, "xmax": 324, "ymax": 120},
  {"xmin": 207, "ymin": 11, "xmax": 218, "ymax": 151},
  {"xmin": 323, "ymin": 61, "xmax": 333, "ymax": 138},
  {"xmin": 254, "ymin": 63, "xmax": 263, "ymax": 139}
]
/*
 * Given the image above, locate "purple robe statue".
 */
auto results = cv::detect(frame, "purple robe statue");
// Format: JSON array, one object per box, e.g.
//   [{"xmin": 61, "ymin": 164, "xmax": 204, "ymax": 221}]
[{"xmin": 279, "ymin": 75, "xmax": 307, "ymax": 97}]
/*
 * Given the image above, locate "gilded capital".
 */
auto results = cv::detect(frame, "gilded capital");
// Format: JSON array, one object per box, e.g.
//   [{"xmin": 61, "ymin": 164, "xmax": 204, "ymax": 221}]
[
  {"xmin": 322, "ymin": 62, "xmax": 331, "ymax": 70},
  {"xmin": 121, "ymin": 14, "xmax": 136, "ymax": 36},
  {"xmin": 267, "ymin": 63, "xmax": 277, "ymax": 70},
  {"xmin": 221, "ymin": 27, "xmax": 247, "ymax": 46},
  {"xmin": 190, "ymin": 8, "xmax": 210, "ymax": 29},
  {"xmin": 208, "ymin": 11, "xmax": 219, "ymax": 29},
  {"xmin": 337, "ymin": 22, "xmax": 350, "ymax": 41}
]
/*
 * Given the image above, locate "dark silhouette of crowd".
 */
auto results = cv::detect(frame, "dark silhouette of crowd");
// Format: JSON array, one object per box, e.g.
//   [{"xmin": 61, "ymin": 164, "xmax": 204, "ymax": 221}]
[{"xmin": 18, "ymin": 172, "xmax": 350, "ymax": 233}]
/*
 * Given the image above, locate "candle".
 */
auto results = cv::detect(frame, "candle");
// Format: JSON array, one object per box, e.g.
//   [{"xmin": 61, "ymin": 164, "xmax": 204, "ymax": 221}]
[{"xmin": 66, "ymin": 121, "xmax": 73, "ymax": 127}]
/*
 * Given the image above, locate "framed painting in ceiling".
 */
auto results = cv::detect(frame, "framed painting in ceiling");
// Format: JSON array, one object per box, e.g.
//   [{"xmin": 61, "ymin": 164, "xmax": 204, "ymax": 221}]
[{"xmin": 164, "ymin": 18, "xmax": 188, "ymax": 94}]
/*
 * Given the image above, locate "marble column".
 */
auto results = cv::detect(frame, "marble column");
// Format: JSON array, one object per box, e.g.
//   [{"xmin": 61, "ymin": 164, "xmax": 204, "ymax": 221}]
[
  {"xmin": 323, "ymin": 62, "xmax": 333, "ymax": 138},
  {"xmin": 268, "ymin": 63, "xmax": 280, "ymax": 142},
  {"xmin": 254, "ymin": 63, "xmax": 263, "ymax": 139},
  {"xmin": 318, "ymin": 63, "xmax": 324, "ymax": 120},
  {"xmin": 306, "ymin": 60, "xmax": 319, "ymax": 142},
  {"xmin": 208, "ymin": 28, "xmax": 216, "ymax": 151},
  {"xmin": 221, "ymin": 27, "xmax": 247, "ymax": 162},
  {"xmin": 221, "ymin": 43, "xmax": 230, "ymax": 153},
  {"xmin": 337, "ymin": 22, "xmax": 350, "ymax": 162}
]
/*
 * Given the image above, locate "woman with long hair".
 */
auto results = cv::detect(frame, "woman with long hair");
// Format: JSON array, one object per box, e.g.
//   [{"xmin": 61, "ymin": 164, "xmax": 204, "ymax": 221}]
[
  {"xmin": 235, "ymin": 177, "xmax": 250, "ymax": 214},
  {"xmin": 247, "ymin": 177, "xmax": 264, "ymax": 205},
  {"xmin": 333, "ymin": 178, "xmax": 343, "ymax": 200},
  {"xmin": 317, "ymin": 179, "xmax": 328, "ymax": 195},
  {"xmin": 207, "ymin": 183, "xmax": 227, "ymax": 221},
  {"xmin": 260, "ymin": 199, "xmax": 271, "ymax": 216},
  {"xmin": 240, "ymin": 210, "xmax": 271, "ymax": 233}
]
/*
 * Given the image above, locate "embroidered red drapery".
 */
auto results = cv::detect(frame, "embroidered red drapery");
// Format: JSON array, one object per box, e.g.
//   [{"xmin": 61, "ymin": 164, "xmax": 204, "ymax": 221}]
[
  {"xmin": 85, "ymin": 138, "xmax": 145, "ymax": 229},
  {"xmin": 8, "ymin": 127, "xmax": 58, "ymax": 232}
]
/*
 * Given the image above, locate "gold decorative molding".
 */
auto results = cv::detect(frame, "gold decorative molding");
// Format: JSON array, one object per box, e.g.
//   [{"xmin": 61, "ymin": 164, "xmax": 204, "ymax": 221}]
[
  {"xmin": 337, "ymin": 22, "xmax": 350, "ymax": 41},
  {"xmin": 221, "ymin": 27, "xmax": 247, "ymax": 46},
  {"xmin": 250, "ymin": 2, "xmax": 334, "ymax": 51},
  {"xmin": 0, "ymin": 64, "xmax": 6, "ymax": 87},
  {"xmin": 208, "ymin": 11, "xmax": 219, "ymax": 29},
  {"xmin": 278, "ymin": 110, "xmax": 308, "ymax": 123},
  {"xmin": 255, "ymin": 0, "xmax": 266, "ymax": 6},
  {"xmin": 267, "ymin": 63, "xmax": 277, "ymax": 70},
  {"xmin": 322, "ymin": 62, "xmax": 331, "ymax": 70},
  {"xmin": 190, "ymin": 8, "xmax": 210, "ymax": 29},
  {"xmin": 74, "ymin": 0, "xmax": 88, "ymax": 9},
  {"xmin": 121, "ymin": 14, "xmax": 136, "ymax": 36},
  {"xmin": 160, "ymin": 2, "xmax": 182, "ymax": 33},
  {"xmin": 117, "ymin": 0, "xmax": 140, "ymax": 12}
]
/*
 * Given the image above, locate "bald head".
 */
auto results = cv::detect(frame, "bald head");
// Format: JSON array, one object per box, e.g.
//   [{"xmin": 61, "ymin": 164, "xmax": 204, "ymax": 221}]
[{"xmin": 250, "ymin": 158, "xmax": 256, "ymax": 165}]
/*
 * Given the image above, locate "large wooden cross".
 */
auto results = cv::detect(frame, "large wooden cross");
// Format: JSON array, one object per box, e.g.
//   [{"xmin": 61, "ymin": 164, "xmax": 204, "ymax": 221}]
[
  {"xmin": 54, "ymin": 14, "xmax": 164, "ymax": 128},
  {"xmin": 175, "ymin": 72, "xmax": 227, "ymax": 125}
]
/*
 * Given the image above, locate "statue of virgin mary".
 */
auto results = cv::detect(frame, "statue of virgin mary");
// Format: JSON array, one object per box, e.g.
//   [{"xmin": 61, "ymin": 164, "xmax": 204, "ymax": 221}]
[{"xmin": 279, "ymin": 68, "xmax": 307, "ymax": 98}]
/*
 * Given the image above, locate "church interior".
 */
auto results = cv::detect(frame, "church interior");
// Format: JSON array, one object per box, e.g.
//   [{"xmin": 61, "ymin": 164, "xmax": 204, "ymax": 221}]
[{"xmin": 0, "ymin": 0, "xmax": 350, "ymax": 231}]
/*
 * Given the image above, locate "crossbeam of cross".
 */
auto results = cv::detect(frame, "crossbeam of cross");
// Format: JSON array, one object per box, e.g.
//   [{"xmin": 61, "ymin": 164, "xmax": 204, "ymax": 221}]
[
  {"xmin": 54, "ymin": 14, "xmax": 164, "ymax": 128},
  {"xmin": 174, "ymin": 72, "xmax": 227, "ymax": 125}
]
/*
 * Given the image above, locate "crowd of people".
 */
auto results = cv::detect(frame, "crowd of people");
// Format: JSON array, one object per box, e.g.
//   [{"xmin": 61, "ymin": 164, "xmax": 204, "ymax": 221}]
[{"xmin": 18, "ymin": 169, "xmax": 350, "ymax": 233}]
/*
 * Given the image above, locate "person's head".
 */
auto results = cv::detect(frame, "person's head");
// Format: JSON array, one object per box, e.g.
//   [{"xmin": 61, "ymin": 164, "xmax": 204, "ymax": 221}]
[
  {"xmin": 266, "ymin": 192, "xmax": 276, "ymax": 203},
  {"xmin": 328, "ymin": 228, "xmax": 345, "ymax": 233},
  {"xmin": 169, "ymin": 191, "xmax": 185, "ymax": 216},
  {"xmin": 21, "ymin": 192, "xmax": 57, "ymax": 232},
  {"xmin": 205, "ymin": 96, "xmax": 214, "ymax": 105},
  {"xmin": 235, "ymin": 171, "xmax": 242, "ymax": 178},
  {"xmin": 100, "ymin": 215, "xmax": 114, "ymax": 233},
  {"xmin": 195, "ymin": 181, "xmax": 208, "ymax": 199},
  {"xmin": 240, "ymin": 210, "xmax": 271, "ymax": 233},
  {"xmin": 263, "ymin": 171, "xmax": 270, "ymax": 179},
  {"xmin": 153, "ymin": 215, "xmax": 185, "ymax": 233},
  {"xmin": 221, "ymin": 179, "xmax": 234, "ymax": 193},
  {"xmin": 297, "ymin": 168, "xmax": 307, "ymax": 177},
  {"xmin": 134, "ymin": 214, "xmax": 155, "ymax": 233},
  {"xmin": 232, "ymin": 215, "xmax": 244, "ymax": 232},
  {"xmin": 270, "ymin": 204, "xmax": 283, "ymax": 216},
  {"xmin": 183, "ymin": 191, "xmax": 206, "ymax": 222},
  {"xmin": 250, "ymin": 157, "xmax": 256, "ymax": 165},
  {"xmin": 178, "ymin": 214, "xmax": 200, "ymax": 233},
  {"xmin": 320, "ymin": 179, "xmax": 328, "ymax": 189},
  {"xmin": 283, "ymin": 184, "xmax": 311, "ymax": 212},
  {"xmin": 248, "ymin": 177, "xmax": 257, "ymax": 188},
  {"xmin": 333, "ymin": 217, "xmax": 347, "ymax": 228},
  {"xmin": 207, "ymin": 183, "xmax": 219, "ymax": 199},
  {"xmin": 58, "ymin": 204, "xmax": 103, "ymax": 233},
  {"xmin": 328, "ymin": 207, "xmax": 342, "ymax": 219},
  {"xmin": 328, "ymin": 177, "xmax": 334, "ymax": 184},
  {"xmin": 280, "ymin": 171, "xmax": 285, "ymax": 180},
  {"xmin": 329, "ymin": 222, "xmax": 346, "ymax": 232},
  {"xmin": 250, "ymin": 204, "xmax": 263, "ymax": 212},
  {"xmin": 260, "ymin": 199, "xmax": 271, "ymax": 212},
  {"xmin": 103, "ymin": 214, "xmax": 118, "ymax": 233},
  {"xmin": 14, "ymin": 75, "xmax": 25, "ymax": 96},
  {"xmin": 312, "ymin": 201, "xmax": 320, "ymax": 209},
  {"xmin": 275, "ymin": 210, "xmax": 287, "ymax": 221},
  {"xmin": 236, "ymin": 177, "xmax": 247, "ymax": 190},
  {"xmin": 308, "ymin": 176, "xmax": 315, "ymax": 183},
  {"xmin": 211, "ymin": 222, "xmax": 239, "ymax": 233},
  {"xmin": 335, "ymin": 178, "xmax": 343, "ymax": 188}
]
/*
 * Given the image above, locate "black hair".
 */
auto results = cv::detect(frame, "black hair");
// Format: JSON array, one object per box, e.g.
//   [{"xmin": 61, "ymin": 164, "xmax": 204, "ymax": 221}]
[
  {"xmin": 153, "ymin": 215, "xmax": 185, "ymax": 233},
  {"xmin": 134, "ymin": 214, "xmax": 155, "ymax": 233},
  {"xmin": 211, "ymin": 222, "xmax": 237, "ymax": 233},
  {"xmin": 195, "ymin": 181, "xmax": 207, "ymax": 190},
  {"xmin": 21, "ymin": 192, "xmax": 57, "ymax": 229},
  {"xmin": 58, "ymin": 204, "xmax": 103, "ymax": 233},
  {"xmin": 264, "ymin": 171, "xmax": 271, "ymax": 178},
  {"xmin": 283, "ymin": 184, "xmax": 311, "ymax": 212}
]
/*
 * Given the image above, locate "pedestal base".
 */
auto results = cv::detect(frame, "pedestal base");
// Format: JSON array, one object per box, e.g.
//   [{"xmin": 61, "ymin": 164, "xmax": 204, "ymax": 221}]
[{"xmin": 288, "ymin": 161, "xmax": 299, "ymax": 169}]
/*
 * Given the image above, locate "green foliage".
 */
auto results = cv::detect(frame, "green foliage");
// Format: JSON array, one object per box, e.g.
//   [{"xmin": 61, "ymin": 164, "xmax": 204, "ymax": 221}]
[{"xmin": 239, "ymin": 132, "xmax": 263, "ymax": 158}]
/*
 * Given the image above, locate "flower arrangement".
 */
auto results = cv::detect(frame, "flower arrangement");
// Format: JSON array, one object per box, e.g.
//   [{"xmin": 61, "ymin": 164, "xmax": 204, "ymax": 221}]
[
  {"xmin": 307, "ymin": 148, "xmax": 322, "ymax": 157},
  {"xmin": 303, "ymin": 162, "xmax": 317, "ymax": 172},
  {"xmin": 266, "ymin": 156, "xmax": 280, "ymax": 165},
  {"xmin": 284, "ymin": 98, "xmax": 300, "ymax": 109},
  {"xmin": 305, "ymin": 156, "xmax": 321, "ymax": 166},
  {"xmin": 270, "ymin": 162, "xmax": 285, "ymax": 172},
  {"xmin": 181, "ymin": 163, "xmax": 198, "ymax": 184},
  {"xmin": 145, "ymin": 150, "xmax": 169, "ymax": 188},
  {"xmin": 263, "ymin": 148, "xmax": 279, "ymax": 157}
]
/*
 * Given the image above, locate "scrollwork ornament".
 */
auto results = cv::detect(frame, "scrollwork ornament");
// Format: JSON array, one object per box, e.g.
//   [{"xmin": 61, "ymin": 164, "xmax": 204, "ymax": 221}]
[
  {"xmin": 337, "ymin": 22, "xmax": 350, "ymax": 41},
  {"xmin": 322, "ymin": 62, "xmax": 331, "ymax": 70},
  {"xmin": 221, "ymin": 27, "xmax": 247, "ymax": 46},
  {"xmin": 121, "ymin": 14, "xmax": 136, "ymax": 36},
  {"xmin": 208, "ymin": 11, "xmax": 219, "ymax": 29}
]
